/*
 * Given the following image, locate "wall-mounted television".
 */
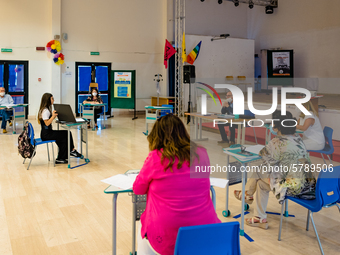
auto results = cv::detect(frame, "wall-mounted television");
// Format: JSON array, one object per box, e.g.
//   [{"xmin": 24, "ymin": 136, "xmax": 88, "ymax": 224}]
[{"xmin": 267, "ymin": 49, "xmax": 294, "ymax": 86}]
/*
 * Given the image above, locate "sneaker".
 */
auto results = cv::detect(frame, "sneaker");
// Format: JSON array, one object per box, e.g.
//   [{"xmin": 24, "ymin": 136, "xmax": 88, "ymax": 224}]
[
  {"xmin": 9, "ymin": 121, "xmax": 12, "ymax": 126},
  {"xmin": 217, "ymin": 140, "xmax": 229, "ymax": 144},
  {"xmin": 55, "ymin": 159, "xmax": 68, "ymax": 164},
  {"xmin": 3, "ymin": 129, "xmax": 7, "ymax": 133},
  {"xmin": 70, "ymin": 150, "xmax": 82, "ymax": 158}
]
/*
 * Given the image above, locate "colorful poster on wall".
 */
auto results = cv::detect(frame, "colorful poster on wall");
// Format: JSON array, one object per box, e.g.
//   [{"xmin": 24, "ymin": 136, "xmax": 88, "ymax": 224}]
[
  {"xmin": 114, "ymin": 72, "xmax": 132, "ymax": 98},
  {"xmin": 272, "ymin": 52, "xmax": 291, "ymax": 76}
]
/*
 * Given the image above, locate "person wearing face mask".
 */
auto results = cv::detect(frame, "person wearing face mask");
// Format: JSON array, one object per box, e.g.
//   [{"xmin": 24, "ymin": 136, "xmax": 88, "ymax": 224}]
[
  {"xmin": 233, "ymin": 110, "xmax": 316, "ymax": 230},
  {"xmin": 0, "ymin": 87, "xmax": 14, "ymax": 133},
  {"xmin": 217, "ymin": 91, "xmax": 236, "ymax": 146},
  {"xmin": 83, "ymin": 88, "xmax": 104, "ymax": 129}
]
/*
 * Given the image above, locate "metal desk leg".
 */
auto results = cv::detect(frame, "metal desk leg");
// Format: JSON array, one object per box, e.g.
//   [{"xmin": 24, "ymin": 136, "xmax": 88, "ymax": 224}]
[
  {"xmin": 132, "ymin": 198, "xmax": 136, "ymax": 255},
  {"xmin": 210, "ymin": 186, "xmax": 216, "ymax": 211},
  {"xmin": 103, "ymin": 105, "xmax": 106, "ymax": 129},
  {"xmin": 112, "ymin": 193, "xmax": 118, "ymax": 255},
  {"xmin": 284, "ymin": 199, "xmax": 289, "ymax": 217},
  {"xmin": 237, "ymin": 125, "xmax": 241, "ymax": 144},
  {"xmin": 240, "ymin": 163, "xmax": 246, "ymax": 236},
  {"xmin": 223, "ymin": 155, "xmax": 230, "ymax": 217},
  {"xmin": 195, "ymin": 117, "xmax": 198, "ymax": 140},
  {"xmin": 67, "ymin": 127, "xmax": 71, "ymax": 169},
  {"xmin": 199, "ymin": 118, "xmax": 202, "ymax": 139},
  {"xmin": 13, "ymin": 108, "xmax": 16, "ymax": 134},
  {"xmin": 242, "ymin": 125, "xmax": 246, "ymax": 145}
]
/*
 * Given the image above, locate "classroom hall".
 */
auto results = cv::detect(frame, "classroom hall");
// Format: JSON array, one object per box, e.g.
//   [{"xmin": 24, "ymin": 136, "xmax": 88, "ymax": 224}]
[{"xmin": 0, "ymin": 0, "xmax": 340, "ymax": 255}]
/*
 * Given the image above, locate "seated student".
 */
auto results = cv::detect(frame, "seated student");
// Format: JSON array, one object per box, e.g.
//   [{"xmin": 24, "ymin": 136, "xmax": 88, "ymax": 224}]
[
  {"xmin": 0, "ymin": 87, "xmax": 13, "ymax": 133},
  {"xmin": 133, "ymin": 114, "xmax": 221, "ymax": 255},
  {"xmin": 217, "ymin": 91, "xmax": 236, "ymax": 146},
  {"xmin": 234, "ymin": 110, "xmax": 316, "ymax": 229},
  {"xmin": 82, "ymin": 88, "xmax": 103, "ymax": 129},
  {"xmin": 38, "ymin": 93, "xmax": 82, "ymax": 164},
  {"xmin": 296, "ymin": 101, "xmax": 325, "ymax": 150}
]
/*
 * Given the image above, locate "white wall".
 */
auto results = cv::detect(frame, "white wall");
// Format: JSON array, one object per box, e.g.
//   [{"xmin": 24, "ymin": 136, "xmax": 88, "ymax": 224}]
[
  {"xmin": 0, "ymin": 0, "xmax": 53, "ymax": 116},
  {"xmin": 61, "ymin": 0, "xmax": 167, "ymax": 112},
  {"xmin": 185, "ymin": 0, "xmax": 248, "ymax": 38},
  {"xmin": 248, "ymin": 0, "xmax": 340, "ymax": 94}
]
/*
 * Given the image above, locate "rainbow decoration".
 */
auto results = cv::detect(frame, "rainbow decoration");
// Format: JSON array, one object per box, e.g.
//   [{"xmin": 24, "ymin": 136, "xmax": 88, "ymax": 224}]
[
  {"xmin": 197, "ymin": 82, "xmax": 222, "ymax": 106},
  {"xmin": 46, "ymin": 40, "xmax": 61, "ymax": 54},
  {"xmin": 186, "ymin": 41, "xmax": 202, "ymax": 65},
  {"xmin": 53, "ymin": 53, "xmax": 64, "ymax": 65}
]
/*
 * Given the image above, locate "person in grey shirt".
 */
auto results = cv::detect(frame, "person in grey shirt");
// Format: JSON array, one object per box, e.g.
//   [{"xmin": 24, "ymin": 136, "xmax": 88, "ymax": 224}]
[{"xmin": 0, "ymin": 87, "xmax": 14, "ymax": 133}]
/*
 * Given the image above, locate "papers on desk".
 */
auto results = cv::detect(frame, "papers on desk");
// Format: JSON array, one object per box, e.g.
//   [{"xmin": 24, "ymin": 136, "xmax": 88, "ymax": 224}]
[
  {"xmin": 101, "ymin": 174, "xmax": 138, "ymax": 190},
  {"xmin": 210, "ymin": 178, "xmax": 229, "ymax": 188},
  {"xmin": 76, "ymin": 118, "xmax": 86, "ymax": 122},
  {"xmin": 0, "ymin": 104, "xmax": 16, "ymax": 108},
  {"xmin": 216, "ymin": 114, "xmax": 235, "ymax": 119},
  {"xmin": 244, "ymin": 145, "xmax": 264, "ymax": 155}
]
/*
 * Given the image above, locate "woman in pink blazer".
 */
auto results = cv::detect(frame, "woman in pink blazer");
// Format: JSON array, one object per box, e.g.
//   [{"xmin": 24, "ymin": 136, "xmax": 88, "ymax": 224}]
[{"xmin": 133, "ymin": 114, "xmax": 221, "ymax": 255}]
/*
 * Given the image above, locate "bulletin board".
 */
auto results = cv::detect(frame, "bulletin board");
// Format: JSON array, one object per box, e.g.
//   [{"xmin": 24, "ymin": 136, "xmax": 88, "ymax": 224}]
[{"xmin": 111, "ymin": 70, "xmax": 136, "ymax": 109}]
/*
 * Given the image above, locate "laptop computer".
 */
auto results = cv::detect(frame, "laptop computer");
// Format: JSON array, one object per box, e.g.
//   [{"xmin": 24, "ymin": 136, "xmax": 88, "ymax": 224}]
[{"xmin": 53, "ymin": 104, "xmax": 86, "ymax": 123}]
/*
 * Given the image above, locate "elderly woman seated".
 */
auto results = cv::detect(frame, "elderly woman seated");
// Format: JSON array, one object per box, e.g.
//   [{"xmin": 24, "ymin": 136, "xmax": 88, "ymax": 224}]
[{"xmin": 234, "ymin": 110, "xmax": 316, "ymax": 229}]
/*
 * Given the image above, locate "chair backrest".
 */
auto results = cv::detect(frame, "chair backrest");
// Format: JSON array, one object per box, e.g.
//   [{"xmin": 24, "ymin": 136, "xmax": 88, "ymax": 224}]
[
  {"xmin": 244, "ymin": 109, "xmax": 255, "ymax": 118},
  {"xmin": 315, "ymin": 166, "xmax": 340, "ymax": 208},
  {"xmin": 323, "ymin": 126, "xmax": 334, "ymax": 154},
  {"xmin": 160, "ymin": 104, "xmax": 173, "ymax": 117},
  {"xmin": 89, "ymin": 82, "xmax": 99, "ymax": 92},
  {"xmin": 174, "ymin": 222, "xmax": 241, "ymax": 255},
  {"xmin": 27, "ymin": 122, "xmax": 35, "ymax": 145}
]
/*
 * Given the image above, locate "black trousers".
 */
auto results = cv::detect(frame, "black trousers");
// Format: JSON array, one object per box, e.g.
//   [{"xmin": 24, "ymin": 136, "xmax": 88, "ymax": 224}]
[
  {"xmin": 218, "ymin": 123, "xmax": 236, "ymax": 142},
  {"xmin": 94, "ymin": 108, "xmax": 102, "ymax": 124},
  {"xmin": 41, "ymin": 130, "xmax": 75, "ymax": 160}
]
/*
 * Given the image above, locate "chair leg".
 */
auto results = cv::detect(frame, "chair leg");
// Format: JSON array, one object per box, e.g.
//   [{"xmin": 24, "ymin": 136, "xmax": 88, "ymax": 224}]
[
  {"xmin": 306, "ymin": 209, "xmax": 310, "ymax": 231},
  {"xmin": 52, "ymin": 143, "xmax": 55, "ymax": 167},
  {"xmin": 278, "ymin": 201, "xmax": 285, "ymax": 241},
  {"xmin": 252, "ymin": 127, "xmax": 258, "ymax": 144},
  {"xmin": 23, "ymin": 158, "xmax": 26, "ymax": 164},
  {"xmin": 336, "ymin": 204, "xmax": 340, "ymax": 213},
  {"xmin": 27, "ymin": 147, "xmax": 37, "ymax": 170},
  {"xmin": 326, "ymin": 154, "xmax": 333, "ymax": 165},
  {"xmin": 310, "ymin": 212, "xmax": 325, "ymax": 255},
  {"xmin": 320, "ymin": 154, "xmax": 327, "ymax": 165},
  {"xmin": 47, "ymin": 143, "xmax": 50, "ymax": 161}
]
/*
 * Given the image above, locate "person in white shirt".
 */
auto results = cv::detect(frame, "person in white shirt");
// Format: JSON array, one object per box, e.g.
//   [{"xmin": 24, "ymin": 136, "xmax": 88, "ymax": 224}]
[
  {"xmin": 0, "ymin": 87, "xmax": 14, "ymax": 133},
  {"xmin": 38, "ymin": 93, "xmax": 83, "ymax": 164},
  {"xmin": 296, "ymin": 101, "xmax": 325, "ymax": 150}
]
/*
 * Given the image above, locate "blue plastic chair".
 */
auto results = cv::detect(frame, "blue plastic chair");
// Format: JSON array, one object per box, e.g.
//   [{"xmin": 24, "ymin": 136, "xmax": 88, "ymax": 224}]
[
  {"xmin": 160, "ymin": 104, "xmax": 173, "ymax": 117},
  {"xmin": 23, "ymin": 122, "xmax": 56, "ymax": 170},
  {"xmin": 278, "ymin": 166, "xmax": 340, "ymax": 255},
  {"xmin": 308, "ymin": 127, "xmax": 334, "ymax": 165},
  {"xmin": 244, "ymin": 109, "xmax": 258, "ymax": 144},
  {"xmin": 174, "ymin": 222, "xmax": 241, "ymax": 255}
]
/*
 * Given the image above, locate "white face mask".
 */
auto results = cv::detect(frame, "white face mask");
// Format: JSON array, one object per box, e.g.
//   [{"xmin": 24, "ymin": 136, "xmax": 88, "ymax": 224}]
[
  {"xmin": 226, "ymin": 97, "xmax": 232, "ymax": 103},
  {"xmin": 0, "ymin": 92, "xmax": 5, "ymax": 97},
  {"xmin": 92, "ymin": 92, "xmax": 97, "ymax": 96}
]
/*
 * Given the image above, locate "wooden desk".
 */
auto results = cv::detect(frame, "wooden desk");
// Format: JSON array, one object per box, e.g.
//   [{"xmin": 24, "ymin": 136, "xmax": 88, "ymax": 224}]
[
  {"xmin": 185, "ymin": 112, "xmax": 254, "ymax": 145},
  {"xmin": 151, "ymin": 96, "xmax": 175, "ymax": 107}
]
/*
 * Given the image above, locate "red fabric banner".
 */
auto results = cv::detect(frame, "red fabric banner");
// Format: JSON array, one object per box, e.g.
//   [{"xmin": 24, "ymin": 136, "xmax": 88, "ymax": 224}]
[{"xmin": 164, "ymin": 39, "xmax": 176, "ymax": 69}]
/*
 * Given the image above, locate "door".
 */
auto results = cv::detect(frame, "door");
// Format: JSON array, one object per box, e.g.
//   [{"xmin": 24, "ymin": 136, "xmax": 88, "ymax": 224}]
[
  {"xmin": 0, "ymin": 61, "xmax": 29, "ymax": 117},
  {"xmin": 75, "ymin": 62, "xmax": 111, "ymax": 116}
]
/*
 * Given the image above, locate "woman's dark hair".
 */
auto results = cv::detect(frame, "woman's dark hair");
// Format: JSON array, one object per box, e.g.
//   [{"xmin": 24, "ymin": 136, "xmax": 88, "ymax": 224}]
[
  {"xmin": 90, "ymin": 87, "xmax": 99, "ymax": 95},
  {"xmin": 147, "ymin": 114, "xmax": 199, "ymax": 171},
  {"xmin": 38, "ymin": 93, "xmax": 53, "ymax": 124},
  {"xmin": 272, "ymin": 110, "xmax": 297, "ymax": 135}
]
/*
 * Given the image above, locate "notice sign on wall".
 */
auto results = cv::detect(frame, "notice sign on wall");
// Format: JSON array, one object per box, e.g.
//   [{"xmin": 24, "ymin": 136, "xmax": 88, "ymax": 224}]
[
  {"xmin": 114, "ymin": 72, "xmax": 132, "ymax": 98},
  {"xmin": 272, "ymin": 52, "xmax": 291, "ymax": 76}
]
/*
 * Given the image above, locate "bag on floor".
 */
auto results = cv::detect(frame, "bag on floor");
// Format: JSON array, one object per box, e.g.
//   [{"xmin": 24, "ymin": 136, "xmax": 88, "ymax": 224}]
[{"xmin": 18, "ymin": 122, "xmax": 35, "ymax": 159}]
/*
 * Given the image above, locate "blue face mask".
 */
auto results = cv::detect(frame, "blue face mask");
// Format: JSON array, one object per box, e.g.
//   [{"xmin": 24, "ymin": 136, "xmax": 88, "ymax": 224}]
[{"xmin": 269, "ymin": 126, "xmax": 278, "ymax": 136}]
